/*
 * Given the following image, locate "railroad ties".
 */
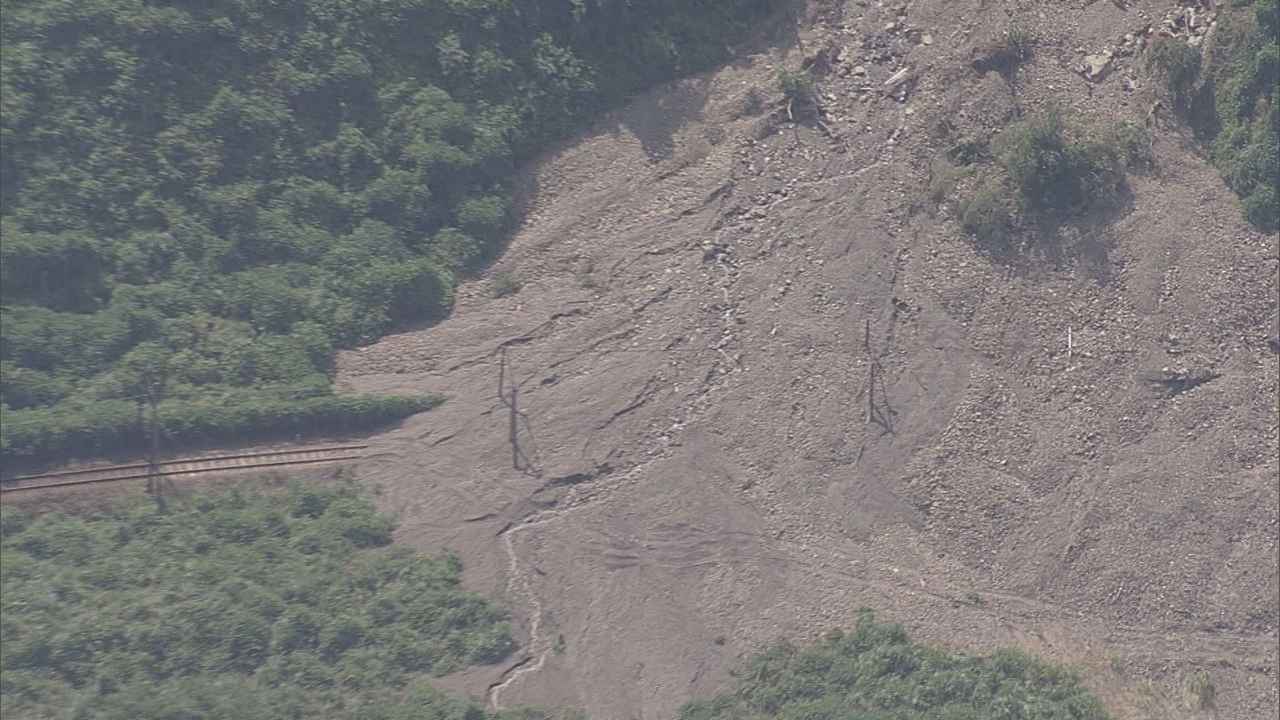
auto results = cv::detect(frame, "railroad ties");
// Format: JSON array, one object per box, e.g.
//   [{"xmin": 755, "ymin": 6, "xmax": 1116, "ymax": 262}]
[{"xmin": 0, "ymin": 445, "xmax": 368, "ymax": 493}]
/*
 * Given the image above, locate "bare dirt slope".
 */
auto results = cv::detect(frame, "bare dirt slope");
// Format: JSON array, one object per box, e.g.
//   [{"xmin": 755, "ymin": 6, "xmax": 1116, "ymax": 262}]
[{"xmin": 337, "ymin": 1, "xmax": 1280, "ymax": 718}]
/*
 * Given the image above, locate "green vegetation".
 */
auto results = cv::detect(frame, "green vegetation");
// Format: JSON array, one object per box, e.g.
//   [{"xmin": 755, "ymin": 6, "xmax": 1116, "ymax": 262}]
[
  {"xmin": 1203, "ymin": 0, "xmax": 1279, "ymax": 231},
  {"xmin": 0, "ymin": 0, "xmax": 784, "ymax": 462},
  {"xmin": 1184, "ymin": 670, "xmax": 1216, "ymax": 711},
  {"xmin": 777, "ymin": 68, "xmax": 818, "ymax": 111},
  {"xmin": 678, "ymin": 611, "xmax": 1111, "ymax": 720},
  {"xmin": 1144, "ymin": 1, "xmax": 1278, "ymax": 230},
  {"xmin": 1147, "ymin": 37, "xmax": 1203, "ymax": 109},
  {"xmin": 1, "ymin": 393, "xmax": 439, "ymax": 464},
  {"xmin": 491, "ymin": 271, "xmax": 523, "ymax": 299},
  {"xmin": 0, "ymin": 482, "xmax": 556, "ymax": 719},
  {"xmin": 994, "ymin": 110, "xmax": 1129, "ymax": 217},
  {"xmin": 1002, "ymin": 27, "xmax": 1037, "ymax": 67},
  {"xmin": 955, "ymin": 109, "xmax": 1146, "ymax": 255},
  {"xmin": 959, "ymin": 178, "xmax": 1015, "ymax": 249}
]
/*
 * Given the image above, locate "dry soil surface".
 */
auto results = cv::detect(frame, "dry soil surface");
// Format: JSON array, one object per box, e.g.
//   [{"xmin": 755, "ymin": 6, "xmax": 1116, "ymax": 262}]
[{"xmin": 336, "ymin": 2, "xmax": 1280, "ymax": 718}]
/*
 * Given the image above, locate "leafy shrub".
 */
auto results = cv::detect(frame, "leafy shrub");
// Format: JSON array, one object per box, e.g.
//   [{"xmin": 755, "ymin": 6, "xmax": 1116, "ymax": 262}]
[
  {"xmin": 0, "ymin": 485, "xmax": 546, "ymax": 720},
  {"xmin": 952, "ymin": 110, "xmax": 1146, "ymax": 253},
  {"xmin": 947, "ymin": 136, "xmax": 990, "ymax": 166},
  {"xmin": 1004, "ymin": 26, "xmax": 1037, "ymax": 65},
  {"xmin": 1147, "ymin": 37, "xmax": 1203, "ymax": 107},
  {"xmin": 679, "ymin": 611, "xmax": 1111, "ymax": 720},
  {"xmin": 993, "ymin": 109, "xmax": 1128, "ymax": 217},
  {"xmin": 960, "ymin": 179, "xmax": 1016, "ymax": 252},
  {"xmin": 777, "ymin": 69, "xmax": 817, "ymax": 109},
  {"xmin": 1107, "ymin": 122, "xmax": 1155, "ymax": 170}
]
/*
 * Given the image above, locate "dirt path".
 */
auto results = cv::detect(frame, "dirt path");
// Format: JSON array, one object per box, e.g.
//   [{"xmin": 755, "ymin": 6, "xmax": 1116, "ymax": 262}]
[{"xmin": 338, "ymin": 2, "xmax": 1279, "ymax": 718}]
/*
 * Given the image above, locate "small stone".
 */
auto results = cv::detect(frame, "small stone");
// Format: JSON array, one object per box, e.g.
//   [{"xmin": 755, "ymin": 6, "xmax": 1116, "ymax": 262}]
[
  {"xmin": 921, "ymin": 33, "xmax": 934, "ymax": 45},
  {"xmin": 851, "ymin": 64, "xmax": 867, "ymax": 76},
  {"xmin": 884, "ymin": 66, "xmax": 913, "ymax": 87},
  {"xmin": 885, "ymin": 21, "xmax": 898, "ymax": 32}
]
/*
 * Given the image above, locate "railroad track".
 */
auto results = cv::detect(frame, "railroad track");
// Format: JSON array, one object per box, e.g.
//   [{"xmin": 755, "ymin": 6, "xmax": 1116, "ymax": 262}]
[{"xmin": 0, "ymin": 445, "xmax": 369, "ymax": 493}]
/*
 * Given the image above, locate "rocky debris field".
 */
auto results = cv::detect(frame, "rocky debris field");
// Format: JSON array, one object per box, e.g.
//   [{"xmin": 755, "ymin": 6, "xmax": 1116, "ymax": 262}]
[{"xmin": 337, "ymin": 1, "xmax": 1279, "ymax": 718}]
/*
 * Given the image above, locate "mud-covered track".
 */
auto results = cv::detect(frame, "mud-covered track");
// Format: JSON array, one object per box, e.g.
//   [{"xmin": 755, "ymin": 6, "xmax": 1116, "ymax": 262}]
[{"xmin": 1, "ymin": 445, "xmax": 369, "ymax": 493}]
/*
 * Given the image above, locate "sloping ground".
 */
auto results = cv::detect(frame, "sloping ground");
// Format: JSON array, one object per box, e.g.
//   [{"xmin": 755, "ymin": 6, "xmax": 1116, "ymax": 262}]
[{"xmin": 337, "ymin": 1, "xmax": 1279, "ymax": 718}]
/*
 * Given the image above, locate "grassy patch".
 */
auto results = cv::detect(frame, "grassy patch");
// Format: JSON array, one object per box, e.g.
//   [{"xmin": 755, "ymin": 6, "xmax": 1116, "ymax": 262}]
[
  {"xmin": 928, "ymin": 158, "xmax": 970, "ymax": 208},
  {"xmin": 1184, "ymin": 670, "xmax": 1216, "ymax": 710},
  {"xmin": 678, "ymin": 611, "xmax": 1111, "ymax": 720},
  {"xmin": 0, "ymin": 483, "xmax": 551, "ymax": 719}
]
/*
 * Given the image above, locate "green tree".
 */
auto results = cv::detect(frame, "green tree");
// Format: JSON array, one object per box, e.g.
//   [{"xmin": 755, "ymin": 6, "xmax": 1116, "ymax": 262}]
[
  {"xmin": 0, "ymin": 484, "xmax": 544, "ymax": 719},
  {"xmin": 0, "ymin": 0, "xmax": 787, "ymax": 462}
]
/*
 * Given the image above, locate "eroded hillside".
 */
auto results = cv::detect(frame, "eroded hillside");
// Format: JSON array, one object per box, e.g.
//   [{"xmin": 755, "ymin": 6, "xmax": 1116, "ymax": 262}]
[{"xmin": 337, "ymin": 1, "xmax": 1280, "ymax": 718}]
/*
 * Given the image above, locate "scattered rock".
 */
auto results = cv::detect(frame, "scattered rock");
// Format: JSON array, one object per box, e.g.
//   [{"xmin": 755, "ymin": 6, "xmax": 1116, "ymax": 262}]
[
  {"xmin": 884, "ymin": 66, "xmax": 913, "ymax": 88},
  {"xmin": 1082, "ymin": 53, "xmax": 1113, "ymax": 82},
  {"xmin": 882, "ymin": 66, "xmax": 916, "ymax": 101}
]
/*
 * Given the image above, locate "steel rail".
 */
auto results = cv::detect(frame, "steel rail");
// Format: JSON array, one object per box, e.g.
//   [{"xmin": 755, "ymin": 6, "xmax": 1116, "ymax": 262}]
[{"xmin": 1, "ymin": 445, "xmax": 369, "ymax": 493}]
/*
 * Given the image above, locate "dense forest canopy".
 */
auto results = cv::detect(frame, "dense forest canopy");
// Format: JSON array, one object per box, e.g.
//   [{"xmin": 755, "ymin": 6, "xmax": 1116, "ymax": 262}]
[
  {"xmin": 0, "ymin": 482, "xmax": 560, "ymax": 719},
  {"xmin": 0, "ymin": 0, "xmax": 782, "ymax": 462}
]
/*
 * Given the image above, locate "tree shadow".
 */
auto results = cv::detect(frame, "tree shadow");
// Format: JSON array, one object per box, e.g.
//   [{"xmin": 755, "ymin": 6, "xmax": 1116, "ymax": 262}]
[
  {"xmin": 495, "ymin": 0, "xmax": 808, "ymax": 244},
  {"xmin": 1029, "ymin": 184, "xmax": 1135, "ymax": 285},
  {"xmin": 968, "ymin": 183, "xmax": 1136, "ymax": 286},
  {"xmin": 438, "ymin": 0, "xmax": 811, "ymax": 298},
  {"xmin": 601, "ymin": 0, "xmax": 808, "ymax": 160},
  {"xmin": 605, "ymin": 77, "xmax": 716, "ymax": 161},
  {"xmin": 726, "ymin": 0, "xmax": 806, "ymax": 71},
  {"xmin": 1186, "ymin": 75, "xmax": 1220, "ymax": 142}
]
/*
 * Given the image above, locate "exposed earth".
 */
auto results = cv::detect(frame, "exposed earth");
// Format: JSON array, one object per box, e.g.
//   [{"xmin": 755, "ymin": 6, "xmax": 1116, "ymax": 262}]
[{"xmin": 333, "ymin": 1, "xmax": 1279, "ymax": 718}]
